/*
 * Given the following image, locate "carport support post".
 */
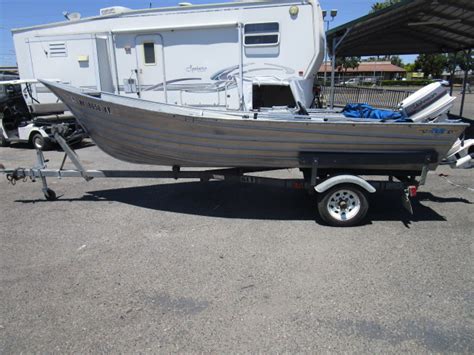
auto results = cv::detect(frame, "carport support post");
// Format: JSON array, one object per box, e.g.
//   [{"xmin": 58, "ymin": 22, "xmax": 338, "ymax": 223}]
[
  {"xmin": 449, "ymin": 52, "xmax": 457, "ymax": 96},
  {"xmin": 329, "ymin": 28, "xmax": 351, "ymax": 109},
  {"xmin": 330, "ymin": 37, "xmax": 336, "ymax": 109},
  {"xmin": 459, "ymin": 49, "xmax": 471, "ymax": 117}
]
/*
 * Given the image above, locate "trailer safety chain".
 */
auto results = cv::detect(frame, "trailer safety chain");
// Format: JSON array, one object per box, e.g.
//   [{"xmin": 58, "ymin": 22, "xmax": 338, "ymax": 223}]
[{"xmin": 6, "ymin": 168, "xmax": 29, "ymax": 185}]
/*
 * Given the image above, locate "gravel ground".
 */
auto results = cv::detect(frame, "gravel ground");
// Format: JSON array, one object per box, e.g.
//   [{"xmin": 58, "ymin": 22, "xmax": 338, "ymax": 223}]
[{"xmin": 0, "ymin": 142, "xmax": 473, "ymax": 353}]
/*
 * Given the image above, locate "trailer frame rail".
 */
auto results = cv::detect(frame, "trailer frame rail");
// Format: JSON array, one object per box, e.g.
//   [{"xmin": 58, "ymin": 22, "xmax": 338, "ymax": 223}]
[{"xmin": 1, "ymin": 132, "xmax": 436, "ymax": 225}]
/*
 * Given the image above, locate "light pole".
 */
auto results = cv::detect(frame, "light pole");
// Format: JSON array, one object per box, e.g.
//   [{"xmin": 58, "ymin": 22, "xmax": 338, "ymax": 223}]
[{"xmin": 322, "ymin": 9, "xmax": 337, "ymax": 86}]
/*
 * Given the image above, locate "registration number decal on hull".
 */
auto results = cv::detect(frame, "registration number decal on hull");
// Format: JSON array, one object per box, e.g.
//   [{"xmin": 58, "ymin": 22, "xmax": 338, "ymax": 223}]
[{"xmin": 70, "ymin": 95, "xmax": 111, "ymax": 114}]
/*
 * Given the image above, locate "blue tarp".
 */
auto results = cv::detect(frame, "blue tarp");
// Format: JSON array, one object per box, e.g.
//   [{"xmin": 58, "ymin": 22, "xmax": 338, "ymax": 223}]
[{"xmin": 342, "ymin": 103, "xmax": 409, "ymax": 121}]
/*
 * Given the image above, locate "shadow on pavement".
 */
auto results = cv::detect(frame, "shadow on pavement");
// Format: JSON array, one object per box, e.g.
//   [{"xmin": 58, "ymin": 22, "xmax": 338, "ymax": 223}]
[
  {"xmin": 15, "ymin": 181, "xmax": 463, "ymax": 225},
  {"xmin": 416, "ymin": 192, "xmax": 472, "ymax": 204}
]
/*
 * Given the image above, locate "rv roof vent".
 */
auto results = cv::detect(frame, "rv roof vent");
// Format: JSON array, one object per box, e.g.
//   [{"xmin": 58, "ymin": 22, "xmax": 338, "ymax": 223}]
[
  {"xmin": 179, "ymin": 2, "xmax": 192, "ymax": 6},
  {"xmin": 100, "ymin": 6, "xmax": 132, "ymax": 16}
]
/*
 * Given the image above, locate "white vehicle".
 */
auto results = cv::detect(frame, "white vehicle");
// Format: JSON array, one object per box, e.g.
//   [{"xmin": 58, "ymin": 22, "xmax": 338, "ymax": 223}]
[
  {"xmin": 341, "ymin": 78, "xmax": 360, "ymax": 86},
  {"xmin": 12, "ymin": 0, "xmax": 325, "ymax": 114},
  {"xmin": 1, "ymin": 119, "xmax": 50, "ymax": 149},
  {"xmin": 1, "ymin": 114, "xmax": 84, "ymax": 150},
  {"xmin": 0, "ymin": 79, "xmax": 84, "ymax": 149}
]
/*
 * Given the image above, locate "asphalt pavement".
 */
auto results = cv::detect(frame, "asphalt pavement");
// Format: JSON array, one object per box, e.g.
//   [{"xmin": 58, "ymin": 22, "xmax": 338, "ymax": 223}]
[{"xmin": 0, "ymin": 143, "xmax": 473, "ymax": 352}]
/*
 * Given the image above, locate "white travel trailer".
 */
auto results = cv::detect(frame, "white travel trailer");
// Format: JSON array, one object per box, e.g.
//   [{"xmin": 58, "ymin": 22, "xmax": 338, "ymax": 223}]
[{"xmin": 12, "ymin": 0, "xmax": 325, "ymax": 114}]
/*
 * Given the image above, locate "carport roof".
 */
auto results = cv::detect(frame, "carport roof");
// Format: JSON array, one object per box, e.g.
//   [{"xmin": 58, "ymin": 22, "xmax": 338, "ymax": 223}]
[{"xmin": 327, "ymin": 0, "xmax": 474, "ymax": 57}]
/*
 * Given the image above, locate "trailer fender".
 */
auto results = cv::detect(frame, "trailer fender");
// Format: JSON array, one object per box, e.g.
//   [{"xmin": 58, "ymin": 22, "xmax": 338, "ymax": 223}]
[{"xmin": 315, "ymin": 175, "xmax": 376, "ymax": 194}]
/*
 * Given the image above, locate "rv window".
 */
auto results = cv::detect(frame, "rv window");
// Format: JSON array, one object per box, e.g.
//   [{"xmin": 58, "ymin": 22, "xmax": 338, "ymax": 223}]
[
  {"xmin": 143, "ymin": 42, "xmax": 156, "ymax": 64},
  {"xmin": 244, "ymin": 22, "xmax": 279, "ymax": 46}
]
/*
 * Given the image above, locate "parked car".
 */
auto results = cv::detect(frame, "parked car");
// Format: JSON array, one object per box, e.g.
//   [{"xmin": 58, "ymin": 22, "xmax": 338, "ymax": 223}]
[
  {"xmin": 340, "ymin": 78, "xmax": 360, "ymax": 86},
  {"xmin": 433, "ymin": 79, "xmax": 449, "ymax": 85}
]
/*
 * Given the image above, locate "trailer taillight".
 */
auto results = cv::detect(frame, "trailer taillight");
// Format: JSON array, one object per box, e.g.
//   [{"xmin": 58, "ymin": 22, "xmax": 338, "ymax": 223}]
[
  {"xmin": 408, "ymin": 185, "xmax": 417, "ymax": 197},
  {"xmin": 291, "ymin": 181, "xmax": 305, "ymax": 189}
]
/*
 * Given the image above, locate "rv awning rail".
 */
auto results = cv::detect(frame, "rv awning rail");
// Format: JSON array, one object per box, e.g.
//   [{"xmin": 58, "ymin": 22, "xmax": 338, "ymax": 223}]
[{"xmin": 112, "ymin": 22, "xmax": 238, "ymax": 34}]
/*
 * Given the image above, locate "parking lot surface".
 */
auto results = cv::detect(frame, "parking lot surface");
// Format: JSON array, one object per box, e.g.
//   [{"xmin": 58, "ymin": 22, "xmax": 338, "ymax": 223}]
[{"xmin": 1, "ymin": 143, "xmax": 473, "ymax": 352}]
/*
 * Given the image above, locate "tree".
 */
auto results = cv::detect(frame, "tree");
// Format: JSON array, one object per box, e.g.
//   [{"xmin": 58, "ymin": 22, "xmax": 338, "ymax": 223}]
[
  {"xmin": 445, "ymin": 52, "xmax": 462, "ymax": 83},
  {"xmin": 362, "ymin": 55, "xmax": 402, "ymax": 66},
  {"xmin": 414, "ymin": 54, "xmax": 447, "ymax": 78},
  {"xmin": 457, "ymin": 51, "xmax": 474, "ymax": 72},
  {"xmin": 404, "ymin": 63, "xmax": 416, "ymax": 72},
  {"xmin": 336, "ymin": 56, "xmax": 361, "ymax": 73},
  {"xmin": 390, "ymin": 55, "xmax": 403, "ymax": 67},
  {"xmin": 364, "ymin": 57, "xmax": 379, "ymax": 62},
  {"xmin": 370, "ymin": 0, "xmax": 402, "ymax": 12}
]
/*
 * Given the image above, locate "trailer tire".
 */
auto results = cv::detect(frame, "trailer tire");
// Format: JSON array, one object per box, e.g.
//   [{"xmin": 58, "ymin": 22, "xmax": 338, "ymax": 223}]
[
  {"xmin": 317, "ymin": 184, "xmax": 368, "ymax": 227},
  {"xmin": 30, "ymin": 133, "xmax": 51, "ymax": 151}
]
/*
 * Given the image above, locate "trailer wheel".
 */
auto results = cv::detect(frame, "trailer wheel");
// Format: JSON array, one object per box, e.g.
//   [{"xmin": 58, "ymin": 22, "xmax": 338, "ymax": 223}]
[
  {"xmin": 31, "ymin": 133, "xmax": 51, "ymax": 150},
  {"xmin": 317, "ymin": 184, "xmax": 368, "ymax": 227},
  {"xmin": 44, "ymin": 188, "xmax": 57, "ymax": 201}
]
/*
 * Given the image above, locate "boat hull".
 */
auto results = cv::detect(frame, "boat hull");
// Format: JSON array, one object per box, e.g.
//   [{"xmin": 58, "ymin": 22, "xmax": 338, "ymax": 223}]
[{"xmin": 42, "ymin": 81, "xmax": 468, "ymax": 172}]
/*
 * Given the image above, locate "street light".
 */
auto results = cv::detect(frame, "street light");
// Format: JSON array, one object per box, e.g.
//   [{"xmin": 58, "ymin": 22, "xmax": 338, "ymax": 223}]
[{"xmin": 322, "ymin": 9, "xmax": 338, "ymax": 86}]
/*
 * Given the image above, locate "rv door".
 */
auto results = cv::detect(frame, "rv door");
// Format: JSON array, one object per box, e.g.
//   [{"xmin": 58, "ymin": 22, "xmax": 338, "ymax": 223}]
[{"xmin": 135, "ymin": 35, "xmax": 166, "ymax": 102}]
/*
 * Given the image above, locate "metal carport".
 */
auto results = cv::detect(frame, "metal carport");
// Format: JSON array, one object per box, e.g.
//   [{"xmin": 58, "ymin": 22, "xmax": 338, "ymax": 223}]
[{"xmin": 325, "ymin": 0, "xmax": 474, "ymax": 115}]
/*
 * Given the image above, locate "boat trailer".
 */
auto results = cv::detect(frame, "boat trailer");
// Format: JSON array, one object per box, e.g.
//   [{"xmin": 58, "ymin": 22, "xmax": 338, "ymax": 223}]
[{"xmin": 2, "ymin": 130, "xmax": 471, "ymax": 226}]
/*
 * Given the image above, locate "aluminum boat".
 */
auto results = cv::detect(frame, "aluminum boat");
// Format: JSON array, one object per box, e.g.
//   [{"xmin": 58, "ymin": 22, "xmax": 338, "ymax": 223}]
[{"xmin": 41, "ymin": 80, "xmax": 468, "ymax": 173}]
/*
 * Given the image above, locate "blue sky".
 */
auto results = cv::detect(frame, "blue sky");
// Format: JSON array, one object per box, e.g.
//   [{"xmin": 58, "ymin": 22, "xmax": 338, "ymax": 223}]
[{"xmin": 0, "ymin": 0, "xmax": 416, "ymax": 66}]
